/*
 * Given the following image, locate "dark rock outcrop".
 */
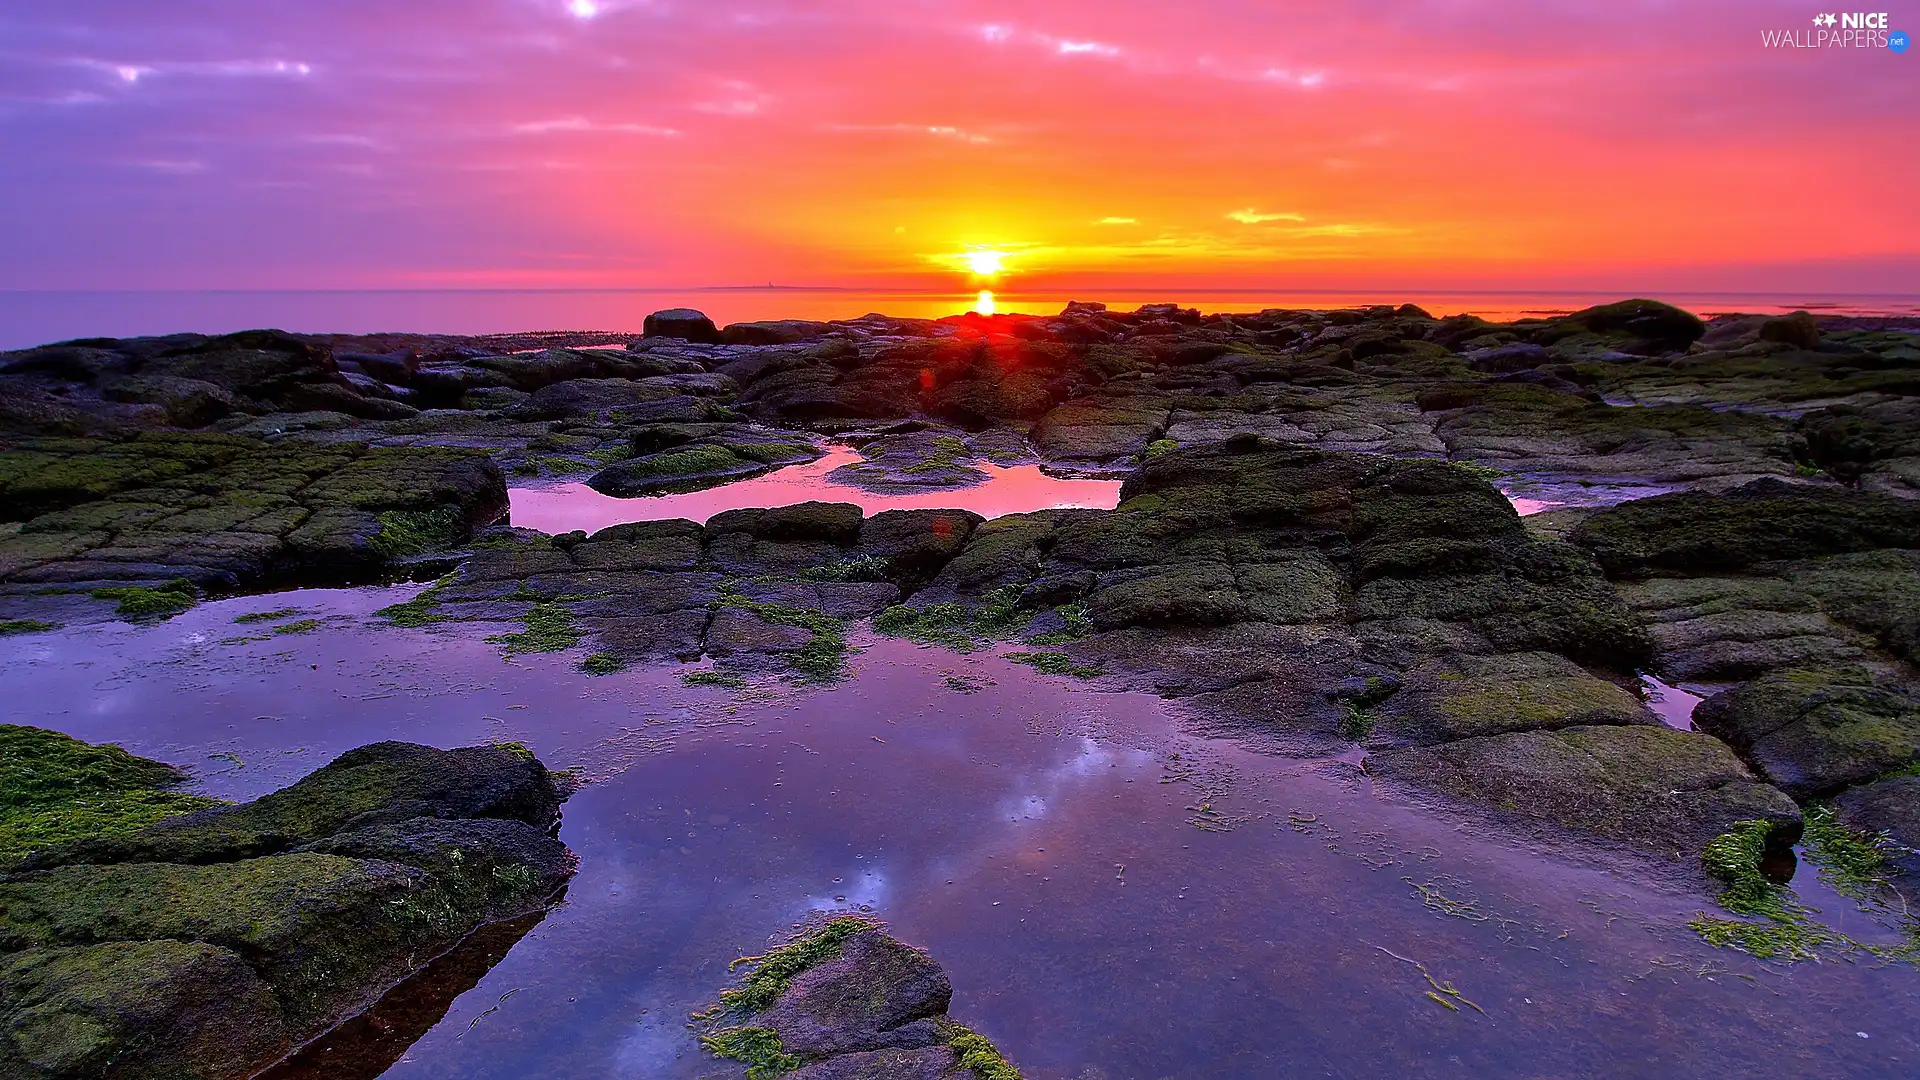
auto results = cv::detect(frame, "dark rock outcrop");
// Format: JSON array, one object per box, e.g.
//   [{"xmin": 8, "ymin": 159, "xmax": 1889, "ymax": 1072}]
[{"xmin": 0, "ymin": 734, "xmax": 574, "ymax": 1080}]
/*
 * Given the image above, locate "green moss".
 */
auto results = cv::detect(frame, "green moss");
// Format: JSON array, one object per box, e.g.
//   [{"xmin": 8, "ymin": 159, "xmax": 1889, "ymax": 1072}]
[
  {"xmin": 872, "ymin": 586, "xmax": 1030, "ymax": 652},
  {"xmin": 0, "ymin": 725, "xmax": 223, "ymax": 862},
  {"xmin": 900, "ymin": 435, "xmax": 972, "ymax": 476},
  {"xmin": 699, "ymin": 1026, "xmax": 802, "ymax": 1079},
  {"xmin": 487, "ymin": 603, "xmax": 582, "ymax": 655},
  {"xmin": 717, "ymin": 586, "xmax": 851, "ymax": 683},
  {"xmin": 1338, "ymin": 702, "xmax": 1376, "ymax": 742},
  {"xmin": 376, "ymin": 575, "xmax": 453, "ymax": 628},
  {"xmin": 798, "ymin": 554, "xmax": 892, "ymax": 583},
  {"xmin": 580, "ymin": 652, "xmax": 626, "ymax": 676},
  {"xmin": 1687, "ymin": 914, "xmax": 1837, "ymax": 962},
  {"xmin": 620, "ymin": 445, "xmax": 750, "ymax": 478},
  {"xmin": 1028, "ymin": 602, "xmax": 1093, "ymax": 645},
  {"xmin": 721, "ymin": 916, "xmax": 875, "ymax": 1014},
  {"xmin": 0, "ymin": 619, "xmax": 58, "ymax": 635},
  {"xmin": 489, "ymin": 740, "xmax": 537, "ymax": 762},
  {"xmin": 1701, "ymin": 820, "xmax": 1790, "ymax": 918},
  {"xmin": 370, "ymin": 507, "xmax": 464, "ymax": 558},
  {"xmin": 91, "ymin": 579, "xmax": 199, "ymax": 619},
  {"xmin": 1143, "ymin": 439, "xmax": 1180, "ymax": 461},
  {"xmin": 1450, "ymin": 461, "xmax": 1508, "ymax": 482},
  {"xmin": 1005, "ymin": 651, "xmax": 1103, "ymax": 678},
  {"xmin": 271, "ymin": 619, "xmax": 322, "ymax": 635},
  {"xmin": 233, "ymin": 608, "xmax": 303, "ymax": 624},
  {"xmin": 1800, "ymin": 804, "xmax": 1893, "ymax": 903},
  {"xmin": 947, "ymin": 1027, "xmax": 1026, "ymax": 1080}
]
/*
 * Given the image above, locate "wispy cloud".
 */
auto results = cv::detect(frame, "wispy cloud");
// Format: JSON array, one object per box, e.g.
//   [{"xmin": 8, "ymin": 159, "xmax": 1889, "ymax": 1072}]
[
  {"xmin": 976, "ymin": 24, "xmax": 1124, "ymax": 61},
  {"xmin": 1227, "ymin": 208, "xmax": 1307, "ymax": 224},
  {"xmin": 1095, "ymin": 217, "xmax": 1138, "ymax": 225},
  {"xmin": 827, "ymin": 123, "xmax": 992, "ymax": 145},
  {"xmin": 510, "ymin": 116, "xmax": 680, "ymax": 136},
  {"xmin": 76, "ymin": 57, "xmax": 314, "ymax": 83}
]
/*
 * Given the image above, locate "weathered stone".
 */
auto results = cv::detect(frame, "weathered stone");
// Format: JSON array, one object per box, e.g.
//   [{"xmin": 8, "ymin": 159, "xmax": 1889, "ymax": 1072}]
[{"xmin": 1693, "ymin": 668, "xmax": 1920, "ymax": 799}]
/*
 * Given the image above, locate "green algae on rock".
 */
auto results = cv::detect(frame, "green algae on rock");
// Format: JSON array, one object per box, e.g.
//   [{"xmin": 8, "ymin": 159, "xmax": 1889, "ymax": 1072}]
[
  {"xmin": 0, "ymin": 738, "xmax": 576, "ymax": 1080},
  {"xmin": 698, "ymin": 915, "xmax": 1026, "ymax": 1080},
  {"xmin": 0, "ymin": 726, "xmax": 222, "ymax": 864}
]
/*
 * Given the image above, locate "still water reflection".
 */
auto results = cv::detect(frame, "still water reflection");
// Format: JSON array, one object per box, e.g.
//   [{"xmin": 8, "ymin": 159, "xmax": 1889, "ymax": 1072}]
[{"xmin": 2, "ymin": 591, "xmax": 1914, "ymax": 1079}]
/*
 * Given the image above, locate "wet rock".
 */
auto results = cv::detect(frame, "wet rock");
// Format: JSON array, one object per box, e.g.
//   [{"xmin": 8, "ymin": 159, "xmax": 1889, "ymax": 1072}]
[
  {"xmin": 587, "ymin": 436, "xmax": 817, "ymax": 497},
  {"xmin": 1759, "ymin": 311, "xmax": 1822, "ymax": 350},
  {"xmin": 503, "ymin": 376, "xmax": 702, "ymax": 420},
  {"xmin": 1692, "ymin": 668, "xmax": 1920, "ymax": 799},
  {"xmin": 698, "ymin": 918, "xmax": 1022, "ymax": 1079},
  {"xmin": 1572, "ymin": 480, "xmax": 1920, "ymax": 577},
  {"xmin": 0, "ymin": 737, "xmax": 574, "ymax": 1080},
  {"xmin": 643, "ymin": 308, "xmax": 722, "ymax": 344},
  {"xmin": 1831, "ymin": 776, "xmax": 1920, "ymax": 892},
  {"xmin": 1555, "ymin": 299, "xmax": 1706, "ymax": 349},
  {"xmin": 1374, "ymin": 651, "xmax": 1653, "ymax": 747},
  {"xmin": 721, "ymin": 320, "xmax": 833, "ymax": 346},
  {"xmin": 0, "ymin": 435, "xmax": 507, "ymax": 592},
  {"xmin": 1, "ymin": 940, "xmax": 289, "ymax": 1080},
  {"xmin": 98, "ymin": 375, "xmax": 247, "ymax": 428},
  {"xmin": 1371, "ymin": 725, "xmax": 1800, "ymax": 859}
]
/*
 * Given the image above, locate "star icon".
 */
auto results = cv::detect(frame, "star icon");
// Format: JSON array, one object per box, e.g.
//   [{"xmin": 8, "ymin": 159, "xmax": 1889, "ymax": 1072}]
[
  {"xmin": 1814, "ymin": 13, "xmax": 1826, "ymax": 24},
  {"xmin": 1825, "ymin": 13, "xmax": 1839, "ymax": 25}
]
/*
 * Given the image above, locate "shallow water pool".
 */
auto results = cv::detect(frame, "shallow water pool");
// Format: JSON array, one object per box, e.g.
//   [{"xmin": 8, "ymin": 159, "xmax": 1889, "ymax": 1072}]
[
  {"xmin": 3, "ymin": 592, "xmax": 1916, "ymax": 1079},
  {"xmin": 507, "ymin": 445, "xmax": 1123, "ymax": 532}
]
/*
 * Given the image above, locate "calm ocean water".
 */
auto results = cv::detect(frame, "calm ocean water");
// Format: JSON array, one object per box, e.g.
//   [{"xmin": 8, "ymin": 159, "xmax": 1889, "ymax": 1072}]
[{"xmin": 3, "ymin": 288, "xmax": 1918, "ymax": 350}]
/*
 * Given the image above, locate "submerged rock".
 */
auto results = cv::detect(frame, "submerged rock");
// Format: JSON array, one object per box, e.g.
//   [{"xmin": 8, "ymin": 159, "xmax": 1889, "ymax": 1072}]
[
  {"xmin": 0, "ymin": 734, "xmax": 576, "ymax": 1080},
  {"xmin": 698, "ymin": 916, "xmax": 1022, "ymax": 1079}
]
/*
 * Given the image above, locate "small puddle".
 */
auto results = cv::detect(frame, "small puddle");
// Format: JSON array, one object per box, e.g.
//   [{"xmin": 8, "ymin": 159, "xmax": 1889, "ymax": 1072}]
[
  {"xmin": 1642, "ymin": 675, "xmax": 1713, "ymax": 730},
  {"xmin": 507, "ymin": 445, "xmax": 1122, "ymax": 532},
  {"xmin": 1502, "ymin": 477, "xmax": 1683, "ymax": 517}
]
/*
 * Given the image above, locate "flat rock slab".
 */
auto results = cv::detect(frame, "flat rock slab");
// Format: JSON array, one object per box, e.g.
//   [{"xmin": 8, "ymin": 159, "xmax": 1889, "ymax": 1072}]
[{"xmin": 1371, "ymin": 724, "xmax": 1801, "ymax": 861}]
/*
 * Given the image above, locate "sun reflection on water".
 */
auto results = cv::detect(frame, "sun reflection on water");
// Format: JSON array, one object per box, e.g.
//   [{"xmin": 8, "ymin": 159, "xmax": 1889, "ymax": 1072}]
[{"xmin": 974, "ymin": 290, "xmax": 995, "ymax": 315}]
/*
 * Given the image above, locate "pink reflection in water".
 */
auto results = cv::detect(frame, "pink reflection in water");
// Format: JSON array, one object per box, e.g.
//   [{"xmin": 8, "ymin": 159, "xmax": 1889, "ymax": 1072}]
[{"xmin": 507, "ymin": 445, "xmax": 1123, "ymax": 532}]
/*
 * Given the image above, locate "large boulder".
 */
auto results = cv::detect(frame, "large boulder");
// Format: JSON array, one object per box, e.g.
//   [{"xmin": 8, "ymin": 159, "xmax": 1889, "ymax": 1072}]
[
  {"xmin": 1693, "ymin": 668, "xmax": 1920, "ymax": 799},
  {"xmin": 643, "ymin": 308, "xmax": 723, "ymax": 344},
  {"xmin": 0, "ymin": 736, "xmax": 575, "ymax": 1080}
]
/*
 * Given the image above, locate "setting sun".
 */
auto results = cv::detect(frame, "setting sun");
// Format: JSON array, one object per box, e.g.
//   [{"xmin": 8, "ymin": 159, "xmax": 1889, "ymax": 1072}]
[{"xmin": 964, "ymin": 250, "xmax": 1008, "ymax": 277}]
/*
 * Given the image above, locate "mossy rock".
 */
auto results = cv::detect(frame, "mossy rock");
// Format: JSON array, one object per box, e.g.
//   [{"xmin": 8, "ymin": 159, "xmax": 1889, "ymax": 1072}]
[
  {"xmin": 1371, "ymin": 724, "xmax": 1800, "ymax": 858},
  {"xmin": 1694, "ymin": 668, "xmax": 1920, "ymax": 799},
  {"xmin": 13, "ymin": 741, "xmax": 564, "ymax": 872},
  {"xmin": 700, "ymin": 919, "xmax": 1025, "ymax": 1079},
  {"xmin": 1572, "ymin": 479, "xmax": 1920, "ymax": 577},
  {"xmin": 0, "ymin": 737, "xmax": 575, "ymax": 1080},
  {"xmin": 0, "ymin": 726, "xmax": 221, "ymax": 864}
]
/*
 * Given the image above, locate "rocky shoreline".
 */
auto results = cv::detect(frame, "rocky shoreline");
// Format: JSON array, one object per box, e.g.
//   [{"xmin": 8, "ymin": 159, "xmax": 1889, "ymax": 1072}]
[{"xmin": 2, "ymin": 298, "xmax": 1918, "ymax": 1073}]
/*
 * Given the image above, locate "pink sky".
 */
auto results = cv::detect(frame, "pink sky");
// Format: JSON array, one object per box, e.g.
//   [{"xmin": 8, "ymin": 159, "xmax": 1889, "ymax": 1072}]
[{"xmin": 0, "ymin": 1, "xmax": 1913, "ymax": 293}]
